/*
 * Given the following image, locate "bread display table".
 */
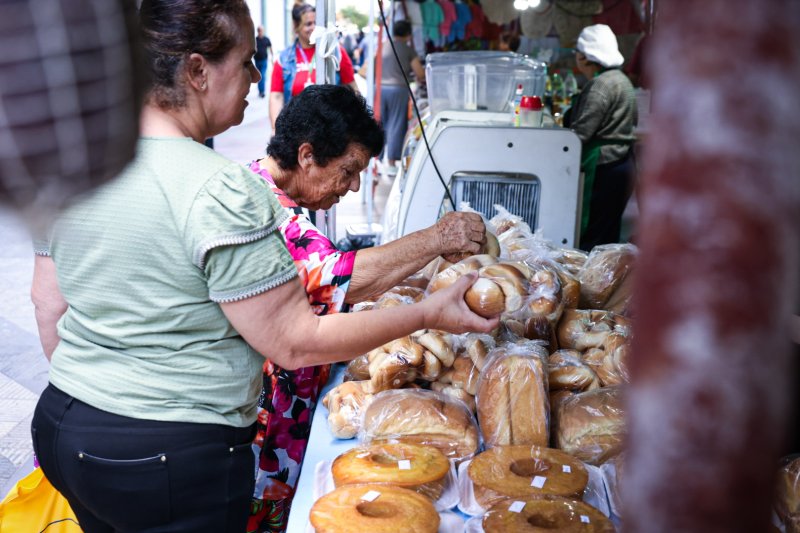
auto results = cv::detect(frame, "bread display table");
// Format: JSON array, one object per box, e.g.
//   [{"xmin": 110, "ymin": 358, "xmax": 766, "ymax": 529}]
[{"xmin": 286, "ymin": 363, "xmax": 356, "ymax": 533}]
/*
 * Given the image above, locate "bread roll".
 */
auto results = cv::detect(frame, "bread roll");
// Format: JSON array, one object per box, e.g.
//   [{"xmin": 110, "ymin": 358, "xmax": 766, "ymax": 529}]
[
  {"xmin": 554, "ymin": 386, "xmax": 625, "ymax": 465},
  {"xmin": 548, "ymin": 350, "xmax": 601, "ymax": 392},
  {"xmin": 468, "ymin": 445, "xmax": 588, "ymax": 508},
  {"xmin": 464, "ymin": 334, "xmax": 493, "ymax": 370},
  {"xmin": 482, "ymin": 496, "xmax": 615, "ymax": 532},
  {"xmin": 414, "ymin": 331, "xmax": 456, "ymax": 367},
  {"xmin": 367, "ymin": 341, "xmax": 420, "ymax": 391},
  {"xmin": 578, "ymin": 243, "xmax": 637, "ymax": 309},
  {"xmin": 430, "ymin": 381, "xmax": 476, "ymax": 412},
  {"xmin": 427, "ymin": 254, "xmax": 497, "ymax": 293},
  {"xmin": 309, "ymin": 484, "xmax": 439, "ymax": 533},
  {"xmin": 477, "ymin": 348, "xmax": 549, "ymax": 447},
  {"xmin": 360, "ymin": 389, "xmax": 480, "ymax": 460},
  {"xmin": 482, "ymin": 230, "xmax": 501, "ymax": 257},
  {"xmin": 464, "ymin": 277, "xmax": 506, "ymax": 318},
  {"xmin": 332, "ymin": 442, "xmax": 449, "ymax": 501},
  {"xmin": 552, "ymin": 247, "xmax": 589, "ymax": 276},
  {"xmin": 322, "ymin": 381, "xmax": 376, "ymax": 439},
  {"xmin": 478, "ymin": 263, "xmax": 530, "ymax": 314},
  {"xmin": 556, "ymin": 309, "xmax": 620, "ymax": 351},
  {"xmin": 596, "ymin": 332, "xmax": 630, "ymax": 386}
]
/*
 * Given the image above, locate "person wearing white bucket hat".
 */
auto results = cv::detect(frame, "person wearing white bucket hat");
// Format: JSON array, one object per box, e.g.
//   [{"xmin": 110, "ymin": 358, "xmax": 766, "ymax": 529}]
[{"xmin": 564, "ymin": 24, "xmax": 637, "ymax": 251}]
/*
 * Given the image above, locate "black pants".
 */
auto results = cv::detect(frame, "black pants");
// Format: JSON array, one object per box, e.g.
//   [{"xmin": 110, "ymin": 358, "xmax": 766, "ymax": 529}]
[
  {"xmin": 580, "ymin": 151, "xmax": 636, "ymax": 252},
  {"xmin": 31, "ymin": 384, "xmax": 256, "ymax": 533}
]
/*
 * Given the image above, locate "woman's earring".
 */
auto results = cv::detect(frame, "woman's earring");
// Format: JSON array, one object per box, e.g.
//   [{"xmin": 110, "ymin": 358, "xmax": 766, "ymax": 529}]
[{"xmin": 201, "ymin": 81, "xmax": 207, "ymax": 90}]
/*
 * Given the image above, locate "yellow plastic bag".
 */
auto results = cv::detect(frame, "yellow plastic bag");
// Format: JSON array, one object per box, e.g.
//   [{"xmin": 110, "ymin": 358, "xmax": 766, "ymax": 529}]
[{"xmin": 0, "ymin": 468, "xmax": 81, "ymax": 532}]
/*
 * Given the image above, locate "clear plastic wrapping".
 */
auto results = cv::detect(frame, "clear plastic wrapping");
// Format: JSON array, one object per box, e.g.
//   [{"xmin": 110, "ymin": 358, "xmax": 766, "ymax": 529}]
[
  {"xmin": 309, "ymin": 483, "xmax": 440, "ymax": 533},
  {"xmin": 553, "ymin": 386, "xmax": 626, "ymax": 466},
  {"xmin": 548, "ymin": 350, "xmax": 601, "ymax": 392},
  {"xmin": 600, "ymin": 453, "xmax": 624, "ymax": 521},
  {"xmin": 479, "ymin": 495, "xmax": 615, "ymax": 532},
  {"xmin": 322, "ymin": 380, "xmax": 377, "ymax": 439},
  {"xmin": 466, "ymin": 444, "xmax": 588, "ymax": 509},
  {"xmin": 556, "ymin": 309, "xmax": 631, "ymax": 387},
  {"xmin": 577, "ymin": 243, "xmax": 637, "ymax": 313},
  {"xmin": 331, "ymin": 442, "xmax": 450, "ymax": 501},
  {"xmin": 359, "ymin": 389, "xmax": 480, "ymax": 461},
  {"xmin": 475, "ymin": 340, "xmax": 550, "ymax": 448}
]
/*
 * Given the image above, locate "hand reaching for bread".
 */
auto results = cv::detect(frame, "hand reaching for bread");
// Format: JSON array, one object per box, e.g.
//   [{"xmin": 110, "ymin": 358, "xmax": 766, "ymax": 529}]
[
  {"xmin": 422, "ymin": 273, "xmax": 501, "ymax": 334},
  {"xmin": 433, "ymin": 211, "xmax": 493, "ymax": 263}
]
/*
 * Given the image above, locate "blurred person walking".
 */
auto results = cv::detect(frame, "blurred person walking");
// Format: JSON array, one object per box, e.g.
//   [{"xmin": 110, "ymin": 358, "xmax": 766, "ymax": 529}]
[
  {"xmin": 380, "ymin": 20, "xmax": 425, "ymax": 175},
  {"xmin": 255, "ymin": 26, "xmax": 273, "ymax": 98}
]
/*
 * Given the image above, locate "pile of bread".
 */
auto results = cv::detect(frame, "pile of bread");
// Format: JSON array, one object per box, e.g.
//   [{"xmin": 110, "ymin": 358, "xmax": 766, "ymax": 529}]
[{"xmin": 316, "ymin": 207, "xmax": 636, "ymax": 530}]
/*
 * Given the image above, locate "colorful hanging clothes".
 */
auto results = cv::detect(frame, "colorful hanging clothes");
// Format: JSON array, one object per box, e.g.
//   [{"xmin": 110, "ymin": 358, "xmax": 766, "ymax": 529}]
[
  {"xmin": 420, "ymin": 0, "xmax": 445, "ymax": 43},
  {"xmin": 450, "ymin": 2, "xmax": 473, "ymax": 42},
  {"xmin": 464, "ymin": 2, "xmax": 487, "ymax": 39},
  {"xmin": 246, "ymin": 161, "xmax": 357, "ymax": 533}
]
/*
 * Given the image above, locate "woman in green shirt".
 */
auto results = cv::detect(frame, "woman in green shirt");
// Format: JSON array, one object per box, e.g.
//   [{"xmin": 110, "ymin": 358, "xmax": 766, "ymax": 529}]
[{"xmin": 29, "ymin": 2, "xmax": 497, "ymax": 532}]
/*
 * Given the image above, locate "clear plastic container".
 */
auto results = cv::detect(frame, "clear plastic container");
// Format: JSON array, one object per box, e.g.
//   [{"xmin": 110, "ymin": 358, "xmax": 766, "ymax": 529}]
[{"xmin": 425, "ymin": 52, "xmax": 548, "ymax": 118}]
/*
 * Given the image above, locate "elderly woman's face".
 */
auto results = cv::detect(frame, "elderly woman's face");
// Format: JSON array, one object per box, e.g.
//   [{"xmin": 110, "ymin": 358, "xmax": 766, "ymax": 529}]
[{"xmin": 298, "ymin": 143, "xmax": 371, "ymax": 211}]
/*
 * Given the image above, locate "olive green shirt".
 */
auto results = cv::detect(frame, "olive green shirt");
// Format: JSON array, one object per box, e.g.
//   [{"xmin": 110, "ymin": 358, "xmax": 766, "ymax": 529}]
[{"xmin": 43, "ymin": 138, "xmax": 296, "ymax": 427}]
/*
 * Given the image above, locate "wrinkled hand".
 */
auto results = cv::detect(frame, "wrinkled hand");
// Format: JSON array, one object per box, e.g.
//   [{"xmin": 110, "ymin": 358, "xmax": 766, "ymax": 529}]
[
  {"xmin": 422, "ymin": 273, "xmax": 500, "ymax": 334},
  {"xmin": 435, "ymin": 212, "xmax": 486, "ymax": 263}
]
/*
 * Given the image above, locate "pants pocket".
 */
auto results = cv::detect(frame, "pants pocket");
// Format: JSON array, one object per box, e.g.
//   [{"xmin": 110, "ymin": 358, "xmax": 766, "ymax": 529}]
[{"xmin": 76, "ymin": 450, "xmax": 171, "ymax": 530}]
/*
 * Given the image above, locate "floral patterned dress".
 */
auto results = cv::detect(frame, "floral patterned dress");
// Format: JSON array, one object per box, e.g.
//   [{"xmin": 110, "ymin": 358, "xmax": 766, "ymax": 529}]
[{"xmin": 246, "ymin": 161, "xmax": 357, "ymax": 533}]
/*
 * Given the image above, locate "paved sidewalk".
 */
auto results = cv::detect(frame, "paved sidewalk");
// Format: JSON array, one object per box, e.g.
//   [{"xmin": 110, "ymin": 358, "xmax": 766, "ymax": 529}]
[{"xmin": 0, "ymin": 82, "xmax": 388, "ymax": 496}]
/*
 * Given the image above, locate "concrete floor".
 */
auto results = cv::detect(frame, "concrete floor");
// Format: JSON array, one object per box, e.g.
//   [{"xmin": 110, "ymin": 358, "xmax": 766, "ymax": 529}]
[{"xmin": 0, "ymin": 81, "xmax": 391, "ymax": 497}]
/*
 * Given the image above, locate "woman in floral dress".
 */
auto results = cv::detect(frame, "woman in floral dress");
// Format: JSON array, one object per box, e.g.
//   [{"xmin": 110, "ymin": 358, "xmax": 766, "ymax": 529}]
[{"xmin": 246, "ymin": 85, "xmax": 489, "ymax": 532}]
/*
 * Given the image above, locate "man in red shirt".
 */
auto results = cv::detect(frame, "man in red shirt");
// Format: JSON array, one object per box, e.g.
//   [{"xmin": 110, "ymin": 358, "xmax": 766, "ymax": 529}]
[{"xmin": 269, "ymin": 2, "xmax": 358, "ymax": 131}]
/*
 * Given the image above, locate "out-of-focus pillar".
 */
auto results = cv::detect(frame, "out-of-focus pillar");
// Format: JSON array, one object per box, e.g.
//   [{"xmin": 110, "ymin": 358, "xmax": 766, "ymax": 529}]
[{"xmin": 625, "ymin": 0, "xmax": 800, "ymax": 531}]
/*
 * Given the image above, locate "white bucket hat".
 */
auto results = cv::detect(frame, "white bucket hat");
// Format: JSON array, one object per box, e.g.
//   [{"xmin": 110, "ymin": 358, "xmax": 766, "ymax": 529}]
[{"xmin": 576, "ymin": 24, "xmax": 624, "ymax": 68}]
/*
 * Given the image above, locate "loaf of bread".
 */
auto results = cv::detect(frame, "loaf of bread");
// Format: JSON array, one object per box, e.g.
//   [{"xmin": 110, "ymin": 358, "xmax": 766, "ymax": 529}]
[
  {"xmin": 553, "ymin": 386, "xmax": 625, "ymax": 465},
  {"xmin": 476, "ymin": 342, "xmax": 550, "ymax": 447},
  {"xmin": 548, "ymin": 350, "xmax": 601, "ymax": 392},
  {"xmin": 468, "ymin": 445, "xmax": 588, "ymax": 508},
  {"xmin": 360, "ymin": 389, "xmax": 480, "ymax": 460},
  {"xmin": 322, "ymin": 380, "xmax": 376, "ymax": 439},
  {"xmin": 578, "ymin": 243, "xmax": 637, "ymax": 310}
]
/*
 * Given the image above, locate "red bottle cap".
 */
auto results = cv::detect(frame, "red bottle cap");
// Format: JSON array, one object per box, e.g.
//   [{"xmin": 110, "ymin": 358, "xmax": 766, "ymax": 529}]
[{"xmin": 520, "ymin": 95, "xmax": 544, "ymax": 110}]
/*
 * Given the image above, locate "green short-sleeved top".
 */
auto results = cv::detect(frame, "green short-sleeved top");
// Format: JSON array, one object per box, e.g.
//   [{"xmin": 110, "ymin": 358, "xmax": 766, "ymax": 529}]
[{"xmin": 43, "ymin": 137, "xmax": 297, "ymax": 427}]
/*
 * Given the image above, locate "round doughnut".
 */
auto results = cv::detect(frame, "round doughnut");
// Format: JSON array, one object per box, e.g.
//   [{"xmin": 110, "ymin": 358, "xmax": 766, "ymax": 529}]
[
  {"xmin": 332, "ymin": 442, "xmax": 450, "ymax": 501},
  {"xmin": 482, "ymin": 496, "xmax": 615, "ymax": 532},
  {"xmin": 309, "ymin": 484, "xmax": 439, "ymax": 533},
  {"xmin": 468, "ymin": 445, "xmax": 588, "ymax": 509}
]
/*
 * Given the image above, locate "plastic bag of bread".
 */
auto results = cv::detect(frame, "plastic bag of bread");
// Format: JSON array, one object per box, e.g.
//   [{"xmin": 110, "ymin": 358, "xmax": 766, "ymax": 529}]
[
  {"xmin": 322, "ymin": 380, "xmax": 376, "ymax": 439},
  {"xmin": 583, "ymin": 331, "xmax": 631, "ymax": 387},
  {"xmin": 776, "ymin": 454, "xmax": 800, "ymax": 532},
  {"xmin": 359, "ymin": 389, "xmax": 480, "ymax": 461},
  {"xmin": 479, "ymin": 496, "xmax": 615, "ymax": 533},
  {"xmin": 455, "ymin": 333, "xmax": 496, "ymax": 371},
  {"xmin": 548, "ymin": 350, "xmax": 601, "ymax": 392},
  {"xmin": 309, "ymin": 483, "xmax": 440, "ymax": 533},
  {"xmin": 428, "ymin": 256, "xmax": 531, "ymax": 319},
  {"xmin": 578, "ymin": 243, "xmax": 637, "ymax": 312},
  {"xmin": 343, "ymin": 355, "xmax": 371, "ymax": 381},
  {"xmin": 553, "ymin": 386, "xmax": 625, "ymax": 465},
  {"xmin": 466, "ymin": 444, "xmax": 589, "ymax": 509},
  {"xmin": 332, "ymin": 442, "xmax": 451, "ymax": 502},
  {"xmin": 556, "ymin": 309, "xmax": 631, "ymax": 351},
  {"xmin": 489, "ymin": 204, "xmax": 533, "ymax": 238},
  {"xmin": 476, "ymin": 340, "xmax": 550, "ymax": 448},
  {"xmin": 550, "ymin": 247, "xmax": 589, "ymax": 277}
]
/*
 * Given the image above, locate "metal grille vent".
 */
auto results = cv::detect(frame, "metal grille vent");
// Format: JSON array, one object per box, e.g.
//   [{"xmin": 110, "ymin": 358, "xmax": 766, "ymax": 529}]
[{"xmin": 451, "ymin": 172, "xmax": 541, "ymax": 229}]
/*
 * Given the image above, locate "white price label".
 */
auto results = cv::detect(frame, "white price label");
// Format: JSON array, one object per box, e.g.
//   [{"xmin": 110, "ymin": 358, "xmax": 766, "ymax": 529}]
[
  {"xmin": 398, "ymin": 460, "xmax": 411, "ymax": 470},
  {"xmin": 508, "ymin": 501, "xmax": 526, "ymax": 513},
  {"xmin": 531, "ymin": 476, "xmax": 547, "ymax": 488},
  {"xmin": 361, "ymin": 490, "xmax": 381, "ymax": 502},
  {"xmin": 580, "ymin": 515, "xmax": 591, "ymax": 523},
  {"xmin": 562, "ymin": 465, "xmax": 572, "ymax": 473}
]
